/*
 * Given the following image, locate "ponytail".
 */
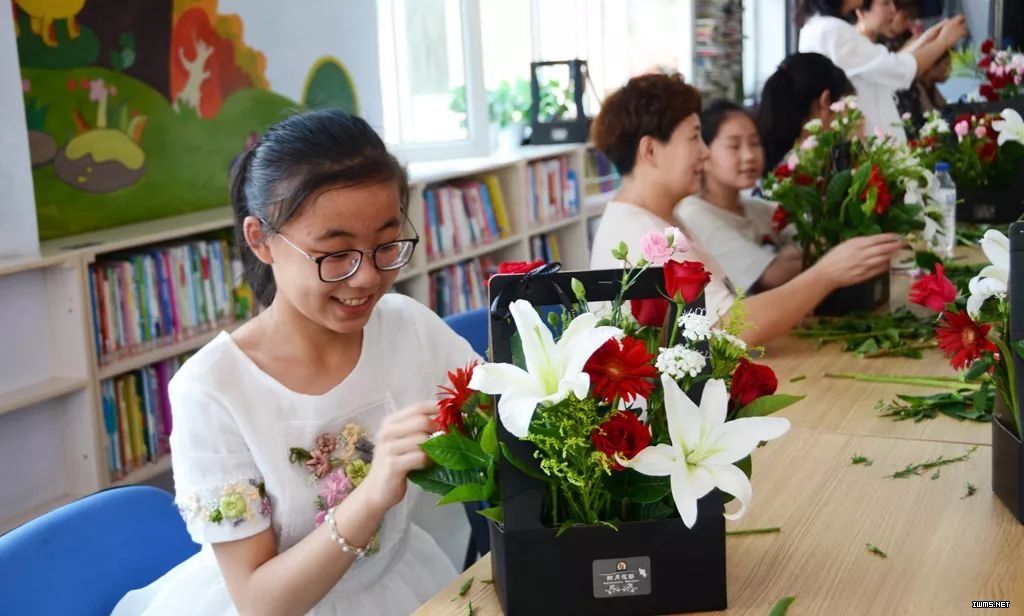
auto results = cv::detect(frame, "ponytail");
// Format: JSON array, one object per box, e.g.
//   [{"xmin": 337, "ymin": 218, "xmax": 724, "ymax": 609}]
[{"xmin": 229, "ymin": 144, "xmax": 277, "ymax": 307}]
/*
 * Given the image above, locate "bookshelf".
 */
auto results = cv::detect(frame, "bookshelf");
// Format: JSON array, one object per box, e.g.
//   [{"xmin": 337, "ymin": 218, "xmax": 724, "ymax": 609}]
[{"xmin": 0, "ymin": 144, "xmax": 618, "ymax": 533}]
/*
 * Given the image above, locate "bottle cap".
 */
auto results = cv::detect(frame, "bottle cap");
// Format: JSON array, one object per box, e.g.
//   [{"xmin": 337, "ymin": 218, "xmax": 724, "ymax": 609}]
[{"xmin": 935, "ymin": 161, "xmax": 950, "ymax": 172}]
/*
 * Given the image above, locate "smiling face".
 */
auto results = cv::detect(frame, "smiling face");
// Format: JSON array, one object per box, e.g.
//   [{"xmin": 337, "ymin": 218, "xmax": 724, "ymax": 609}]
[
  {"xmin": 254, "ymin": 181, "xmax": 409, "ymax": 336},
  {"xmin": 652, "ymin": 113, "xmax": 709, "ymax": 200},
  {"xmin": 705, "ymin": 112, "xmax": 764, "ymax": 191}
]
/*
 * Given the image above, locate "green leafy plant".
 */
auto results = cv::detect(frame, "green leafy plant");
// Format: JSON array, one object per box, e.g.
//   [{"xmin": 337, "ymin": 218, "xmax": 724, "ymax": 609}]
[{"xmin": 448, "ymin": 78, "xmax": 531, "ymax": 129}]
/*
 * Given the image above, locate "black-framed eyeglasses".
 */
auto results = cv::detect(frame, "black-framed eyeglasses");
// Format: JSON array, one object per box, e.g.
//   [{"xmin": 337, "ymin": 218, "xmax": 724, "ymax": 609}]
[{"xmin": 271, "ymin": 228, "xmax": 419, "ymax": 283}]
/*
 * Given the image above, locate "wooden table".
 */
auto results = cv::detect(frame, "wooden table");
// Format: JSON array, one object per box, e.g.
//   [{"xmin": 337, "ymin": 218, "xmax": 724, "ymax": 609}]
[{"xmin": 416, "ymin": 261, "xmax": 1024, "ymax": 615}]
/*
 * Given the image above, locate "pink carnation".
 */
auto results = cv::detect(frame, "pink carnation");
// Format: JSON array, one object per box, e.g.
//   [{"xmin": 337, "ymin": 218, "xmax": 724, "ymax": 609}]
[
  {"xmin": 829, "ymin": 100, "xmax": 846, "ymax": 113},
  {"xmin": 954, "ymin": 121, "xmax": 970, "ymax": 138},
  {"xmin": 799, "ymin": 136, "xmax": 817, "ymax": 151},
  {"xmin": 786, "ymin": 153, "xmax": 799, "ymax": 171},
  {"xmin": 640, "ymin": 231, "xmax": 674, "ymax": 266},
  {"xmin": 873, "ymin": 127, "xmax": 887, "ymax": 139},
  {"xmin": 975, "ymin": 125, "xmax": 988, "ymax": 138}
]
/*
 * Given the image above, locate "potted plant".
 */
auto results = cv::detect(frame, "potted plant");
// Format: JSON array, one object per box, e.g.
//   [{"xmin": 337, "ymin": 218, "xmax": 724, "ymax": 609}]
[
  {"xmin": 908, "ymin": 109, "xmax": 1024, "ymax": 223},
  {"xmin": 762, "ymin": 96, "xmax": 927, "ymax": 315},
  {"xmin": 411, "ymin": 229, "xmax": 801, "ymax": 615},
  {"xmin": 448, "ymin": 79, "xmax": 532, "ymax": 152}
]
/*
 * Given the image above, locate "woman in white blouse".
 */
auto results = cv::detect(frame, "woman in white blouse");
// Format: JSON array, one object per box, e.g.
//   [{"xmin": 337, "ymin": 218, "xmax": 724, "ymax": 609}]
[
  {"xmin": 588, "ymin": 73, "xmax": 904, "ymax": 345},
  {"xmin": 798, "ymin": 0, "xmax": 966, "ymax": 139}
]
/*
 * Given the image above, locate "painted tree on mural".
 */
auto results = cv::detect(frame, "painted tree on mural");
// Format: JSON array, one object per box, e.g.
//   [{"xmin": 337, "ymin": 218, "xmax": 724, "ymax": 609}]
[{"xmin": 170, "ymin": 2, "xmax": 267, "ymax": 118}]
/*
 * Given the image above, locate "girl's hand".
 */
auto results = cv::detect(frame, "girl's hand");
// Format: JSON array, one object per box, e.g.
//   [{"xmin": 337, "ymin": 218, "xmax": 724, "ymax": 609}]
[{"xmin": 358, "ymin": 401, "xmax": 436, "ymax": 514}]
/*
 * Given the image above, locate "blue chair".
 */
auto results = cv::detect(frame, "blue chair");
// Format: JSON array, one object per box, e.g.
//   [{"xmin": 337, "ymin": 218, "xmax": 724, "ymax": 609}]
[
  {"xmin": 443, "ymin": 308, "xmax": 493, "ymax": 569},
  {"xmin": 0, "ymin": 486, "xmax": 199, "ymax": 615},
  {"xmin": 443, "ymin": 306, "xmax": 490, "ymax": 358}
]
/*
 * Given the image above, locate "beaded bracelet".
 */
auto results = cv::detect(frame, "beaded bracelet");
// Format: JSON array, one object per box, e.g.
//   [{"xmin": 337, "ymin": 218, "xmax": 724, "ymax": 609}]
[{"xmin": 326, "ymin": 507, "xmax": 369, "ymax": 559}]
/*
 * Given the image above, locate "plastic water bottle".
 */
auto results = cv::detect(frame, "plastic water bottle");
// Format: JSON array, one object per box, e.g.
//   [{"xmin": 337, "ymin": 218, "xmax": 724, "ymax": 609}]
[{"xmin": 933, "ymin": 162, "xmax": 957, "ymax": 258}]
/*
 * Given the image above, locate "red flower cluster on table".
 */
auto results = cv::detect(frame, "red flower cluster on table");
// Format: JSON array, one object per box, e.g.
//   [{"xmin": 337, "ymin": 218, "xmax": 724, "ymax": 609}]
[
  {"xmin": 936, "ymin": 310, "xmax": 998, "ymax": 371},
  {"xmin": 591, "ymin": 411, "xmax": 651, "ymax": 471},
  {"xmin": 730, "ymin": 358, "xmax": 778, "ymax": 408},
  {"xmin": 584, "ymin": 336, "xmax": 658, "ymax": 404},
  {"xmin": 435, "ymin": 360, "xmax": 483, "ymax": 433},
  {"xmin": 860, "ymin": 165, "xmax": 891, "ymax": 215},
  {"xmin": 909, "ymin": 263, "xmax": 957, "ymax": 312},
  {"xmin": 976, "ymin": 39, "xmax": 1023, "ymax": 101}
]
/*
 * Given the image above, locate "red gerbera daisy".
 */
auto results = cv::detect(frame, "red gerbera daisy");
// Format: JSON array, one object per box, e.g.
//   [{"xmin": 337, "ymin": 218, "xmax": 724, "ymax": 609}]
[
  {"xmin": 435, "ymin": 360, "xmax": 482, "ymax": 433},
  {"xmin": 935, "ymin": 310, "xmax": 998, "ymax": 371},
  {"xmin": 584, "ymin": 336, "xmax": 657, "ymax": 404}
]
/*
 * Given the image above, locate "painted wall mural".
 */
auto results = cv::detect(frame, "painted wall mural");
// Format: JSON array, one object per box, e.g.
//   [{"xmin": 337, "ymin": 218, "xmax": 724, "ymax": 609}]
[{"xmin": 15, "ymin": 0, "xmax": 365, "ymax": 240}]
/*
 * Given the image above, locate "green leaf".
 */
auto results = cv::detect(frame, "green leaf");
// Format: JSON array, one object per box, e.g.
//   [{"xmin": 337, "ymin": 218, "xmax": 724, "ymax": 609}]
[
  {"xmin": 477, "ymin": 505, "xmax": 503, "ymax": 523},
  {"xmin": 421, "ymin": 432, "xmax": 489, "ymax": 470},
  {"xmin": 605, "ymin": 470, "xmax": 671, "ymax": 503},
  {"xmin": 500, "ymin": 442, "xmax": 549, "ymax": 482},
  {"xmin": 826, "ymin": 169, "xmax": 852, "ymax": 207},
  {"xmin": 633, "ymin": 499, "xmax": 676, "ymax": 520},
  {"xmin": 735, "ymin": 394, "xmax": 805, "ymax": 418},
  {"xmin": 480, "ymin": 419, "xmax": 497, "ymax": 458},
  {"xmin": 964, "ymin": 355, "xmax": 993, "ymax": 380},
  {"xmin": 484, "ymin": 464, "xmax": 498, "ymax": 502},
  {"xmin": 288, "ymin": 447, "xmax": 312, "ymax": 463},
  {"xmin": 914, "ymin": 250, "xmax": 942, "ymax": 272},
  {"xmin": 438, "ymin": 482, "xmax": 488, "ymax": 505},
  {"xmin": 769, "ymin": 596, "xmax": 797, "ymax": 616},
  {"xmin": 408, "ymin": 466, "xmax": 483, "ymax": 496}
]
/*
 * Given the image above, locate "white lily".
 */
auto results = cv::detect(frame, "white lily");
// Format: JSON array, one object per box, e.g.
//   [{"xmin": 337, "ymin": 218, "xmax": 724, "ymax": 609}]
[
  {"xmin": 967, "ymin": 229, "xmax": 1011, "ymax": 316},
  {"xmin": 468, "ymin": 299, "xmax": 621, "ymax": 438},
  {"xmin": 621, "ymin": 376, "xmax": 790, "ymax": 529},
  {"xmin": 978, "ymin": 229, "xmax": 1009, "ymax": 285},
  {"xmin": 992, "ymin": 109, "xmax": 1024, "ymax": 146}
]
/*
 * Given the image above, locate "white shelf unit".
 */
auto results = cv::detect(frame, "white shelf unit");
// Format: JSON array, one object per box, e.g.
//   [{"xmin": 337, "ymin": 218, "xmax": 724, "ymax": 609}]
[{"xmin": 0, "ymin": 144, "xmax": 617, "ymax": 533}]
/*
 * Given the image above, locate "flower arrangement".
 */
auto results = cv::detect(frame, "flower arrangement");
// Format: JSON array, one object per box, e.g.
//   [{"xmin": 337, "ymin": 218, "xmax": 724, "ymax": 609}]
[
  {"xmin": 952, "ymin": 39, "xmax": 1024, "ymax": 102},
  {"xmin": 909, "ymin": 109, "xmax": 1024, "ymax": 192},
  {"xmin": 409, "ymin": 230, "xmax": 801, "ymax": 531},
  {"xmin": 761, "ymin": 96, "xmax": 926, "ymax": 268}
]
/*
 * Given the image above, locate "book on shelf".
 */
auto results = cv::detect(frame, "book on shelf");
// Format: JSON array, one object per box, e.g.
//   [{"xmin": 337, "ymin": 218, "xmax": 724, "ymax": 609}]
[
  {"xmin": 428, "ymin": 256, "xmax": 498, "ymax": 317},
  {"xmin": 102, "ymin": 354, "xmax": 189, "ymax": 479},
  {"xmin": 584, "ymin": 149, "xmax": 621, "ymax": 196},
  {"xmin": 526, "ymin": 156, "xmax": 579, "ymax": 223},
  {"xmin": 530, "ymin": 233, "xmax": 562, "ymax": 264},
  {"xmin": 422, "ymin": 176, "xmax": 510, "ymax": 261},
  {"xmin": 89, "ymin": 235, "xmax": 255, "ymax": 365}
]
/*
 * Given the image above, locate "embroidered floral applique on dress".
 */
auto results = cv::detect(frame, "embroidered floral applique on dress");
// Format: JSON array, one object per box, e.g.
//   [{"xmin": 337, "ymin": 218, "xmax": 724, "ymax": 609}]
[
  {"xmin": 177, "ymin": 479, "xmax": 272, "ymax": 527},
  {"xmin": 289, "ymin": 422, "xmax": 380, "ymax": 554}
]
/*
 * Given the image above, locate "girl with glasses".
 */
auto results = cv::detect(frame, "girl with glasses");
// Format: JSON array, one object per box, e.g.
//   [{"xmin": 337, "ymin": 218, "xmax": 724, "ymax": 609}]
[{"xmin": 113, "ymin": 109, "xmax": 477, "ymax": 616}]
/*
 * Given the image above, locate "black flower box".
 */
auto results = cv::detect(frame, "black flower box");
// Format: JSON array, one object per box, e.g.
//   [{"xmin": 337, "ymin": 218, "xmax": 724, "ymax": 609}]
[
  {"xmin": 485, "ymin": 267, "xmax": 727, "ymax": 615},
  {"xmin": 956, "ymin": 182, "xmax": 1024, "ymax": 224},
  {"xmin": 992, "ymin": 412, "xmax": 1024, "ymax": 525},
  {"xmin": 814, "ymin": 271, "xmax": 890, "ymax": 317}
]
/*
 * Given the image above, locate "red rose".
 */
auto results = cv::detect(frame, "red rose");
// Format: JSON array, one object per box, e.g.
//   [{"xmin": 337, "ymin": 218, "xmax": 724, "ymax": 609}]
[
  {"xmin": 794, "ymin": 173, "xmax": 814, "ymax": 186},
  {"xmin": 980, "ymin": 84, "xmax": 999, "ymax": 101},
  {"xmin": 664, "ymin": 260, "xmax": 712, "ymax": 304},
  {"xmin": 498, "ymin": 259, "xmax": 545, "ymax": 274},
  {"xmin": 981, "ymin": 39, "xmax": 995, "ymax": 55},
  {"xmin": 979, "ymin": 56, "xmax": 993, "ymax": 70},
  {"xmin": 977, "ymin": 141, "xmax": 999, "ymax": 163},
  {"xmin": 773, "ymin": 163, "xmax": 792, "ymax": 179},
  {"xmin": 630, "ymin": 298, "xmax": 669, "ymax": 327},
  {"xmin": 771, "ymin": 206, "xmax": 788, "ymax": 233},
  {"xmin": 730, "ymin": 358, "xmax": 778, "ymax": 408},
  {"xmin": 908, "ymin": 262, "xmax": 957, "ymax": 312},
  {"xmin": 989, "ymin": 71, "xmax": 1011, "ymax": 90},
  {"xmin": 591, "ymin": 412, "xmax": 651, "ymax": 470}
]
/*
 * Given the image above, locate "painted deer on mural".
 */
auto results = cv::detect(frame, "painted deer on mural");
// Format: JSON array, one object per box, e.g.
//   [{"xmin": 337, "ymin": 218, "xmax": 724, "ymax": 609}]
[{"xmin": 175, "ymin": 36, "xmax": 214, "ymax": 114}]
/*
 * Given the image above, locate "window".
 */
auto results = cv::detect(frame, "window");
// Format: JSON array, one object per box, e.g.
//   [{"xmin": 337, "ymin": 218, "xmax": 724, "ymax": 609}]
[{"xmin": 378, "ymin": 0, "xmax": 488, "ymax": 160}]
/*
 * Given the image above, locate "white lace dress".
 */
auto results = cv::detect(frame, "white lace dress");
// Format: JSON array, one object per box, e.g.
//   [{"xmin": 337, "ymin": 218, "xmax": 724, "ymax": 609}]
[{"xmin": 112, "ymin": 294, "xmax": 477, "ymax": 615}]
